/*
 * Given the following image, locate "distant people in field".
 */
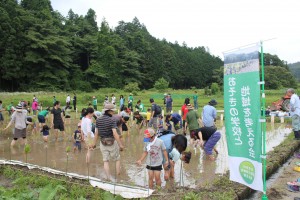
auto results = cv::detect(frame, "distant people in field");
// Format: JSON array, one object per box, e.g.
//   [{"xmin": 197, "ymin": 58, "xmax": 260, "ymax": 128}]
[
  {"xmin": 149, "ymin": 98, "xmax": 161, "ymax": 130},
  {"xmin": 53, "ymin": 96, "xmax": 56, "ymax": 105},
  {"xmin": 202, "ymin": 99, "xmax": 217, "ymax": 128},
  {"xmin": 73, "ymin": 93, "xmax": 77, "ymax": 111},
  {"xmin": 0, "ymin": 101, "xmax": 4, "ymax": 122},
  {"xmin": 92, "ymin": 96, "xmax": 97, "ymax": 110},
  {"xmin": 166, "ymin": 94, "xmax": 173, "ymax": 113},
  {"xmin": 119, "ymin": 95, "xmax": 125, "ymax": 111},
  {"xmin": 181, "ymin": 98, "xmax": 190, "ymax": 135},
  {"xmin": 111, "ymin": 94, "xmax": 116, "ymax": 105},
  {"xmin": 32, "ymin": 99, "xmax": 38, "ymax": 116},
  {"xmin": 193, "ymin": 91, "xmax": 199, "ymax": 110},
  {"xmin": 135, "ymin": 100, "xmax": 145, "ymax": 112},
  {"xmin": 66, "ymin": 94, "xmax": 71, "ymax": 106},
  {"xmin": 128, "ymin": 93, "xmax": 134, "ymax": 111}
]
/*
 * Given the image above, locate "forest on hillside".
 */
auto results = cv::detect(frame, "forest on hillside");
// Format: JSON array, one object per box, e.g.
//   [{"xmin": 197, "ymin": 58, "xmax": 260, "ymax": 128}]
[
  {"xmin": 289, "ymin": 62, "xmax": 300, "ymax": 81},
  {"xmin": 0, "ymin": 0, "xmax": 297, "ymax": 91}
]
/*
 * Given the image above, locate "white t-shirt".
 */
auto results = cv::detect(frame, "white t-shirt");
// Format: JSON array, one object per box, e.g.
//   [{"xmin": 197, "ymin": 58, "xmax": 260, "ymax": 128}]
[
  {"xmin": 81, "ymin": 117, "xmax": 94, "ymax": 138},
  {"xmin": 66, "ymin": 96, "xmax": 71, "ymax": 103},
  {"xmin": 111, "ymin": 96, "xmax": 116, "ymax": 104},
  {"xmin": 290, "ymin": 93, "xmax": 300, "ymax": 116}
]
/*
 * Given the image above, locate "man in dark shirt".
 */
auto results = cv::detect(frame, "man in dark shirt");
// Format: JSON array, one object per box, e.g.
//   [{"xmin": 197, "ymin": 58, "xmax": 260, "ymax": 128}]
[
  {"xmin": 92, "ymin": 103, "xmax": 124, "ymax": 180},
  {"xmin": 196, "ymin": 126, "xmax": 221, "ymax": 161},
  {"xmin": 51, "ymin": 101, "xmax": 65, "ymax": 141},
  {"xmin": 149, "ymin": 98, "xmax": 158, "ymax": 130},
  {"xmin": 73, "ymin": 93, "xmax": 77, "ymax": 111}
]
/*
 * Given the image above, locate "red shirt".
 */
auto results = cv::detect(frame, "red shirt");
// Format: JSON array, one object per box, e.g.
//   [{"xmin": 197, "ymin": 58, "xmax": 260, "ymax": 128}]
[{"xmin": 181, "ymin": 104, "xmax": 189, "ymax": 120}]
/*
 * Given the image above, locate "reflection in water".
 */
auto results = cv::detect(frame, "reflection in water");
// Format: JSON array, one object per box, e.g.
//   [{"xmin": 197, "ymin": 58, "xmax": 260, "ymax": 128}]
[{"xmin": 0, "ymin": 114, "xmax": 291, "ymax": 188}]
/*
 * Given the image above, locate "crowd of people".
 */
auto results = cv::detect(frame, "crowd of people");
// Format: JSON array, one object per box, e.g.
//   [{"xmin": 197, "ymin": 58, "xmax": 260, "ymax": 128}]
[{"xmin": 0, "ymin": 92, "xmax": 223, "ymax": 189}]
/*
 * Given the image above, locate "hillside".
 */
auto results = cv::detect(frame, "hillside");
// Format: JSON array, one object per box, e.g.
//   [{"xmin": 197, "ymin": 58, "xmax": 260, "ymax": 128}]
[{"xmin": 288, "ymin": 62, "xmax": 300, "ymax": 81}]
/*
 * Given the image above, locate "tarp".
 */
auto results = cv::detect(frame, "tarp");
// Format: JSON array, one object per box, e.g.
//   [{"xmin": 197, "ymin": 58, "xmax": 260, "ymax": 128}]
[{"xmin": 0, "ymin": 159, "xmax": 154, "ymax": 199}]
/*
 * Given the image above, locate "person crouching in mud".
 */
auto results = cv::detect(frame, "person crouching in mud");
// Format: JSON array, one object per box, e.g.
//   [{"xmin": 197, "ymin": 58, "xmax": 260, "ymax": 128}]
[{"xmin": 158, "ymin": 130, "xmax": 191, "ymax": 180}]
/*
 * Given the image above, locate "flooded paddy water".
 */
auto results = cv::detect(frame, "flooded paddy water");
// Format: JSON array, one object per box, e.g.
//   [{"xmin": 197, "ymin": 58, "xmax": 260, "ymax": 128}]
[{"xmin": 0, "ymin": 112, "xmax": 292, "ymax": 189}]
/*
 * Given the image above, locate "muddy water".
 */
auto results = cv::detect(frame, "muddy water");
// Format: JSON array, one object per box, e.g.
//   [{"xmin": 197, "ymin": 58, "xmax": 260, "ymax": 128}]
[{"xmin": 0, "ymin": 113, "xmax": 292, "ymax": 188}]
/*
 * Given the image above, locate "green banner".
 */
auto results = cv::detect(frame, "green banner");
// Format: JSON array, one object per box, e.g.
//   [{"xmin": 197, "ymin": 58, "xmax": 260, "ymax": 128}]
[{"xmin": 224, "ymin": 45, "xmax": 263, "ymax": 191}]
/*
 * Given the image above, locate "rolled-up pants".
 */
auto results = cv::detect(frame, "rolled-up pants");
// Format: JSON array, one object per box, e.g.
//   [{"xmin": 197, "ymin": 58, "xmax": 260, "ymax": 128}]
[{"xmin": 204, "ymin": 131, "xmax": 221, "ymax": 155}]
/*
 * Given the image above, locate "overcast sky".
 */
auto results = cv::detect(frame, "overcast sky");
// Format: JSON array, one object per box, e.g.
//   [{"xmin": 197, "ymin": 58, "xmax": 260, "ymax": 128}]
[{"xmin": 51, "ymin": 0, "xmax": 300, "ymax": 63}]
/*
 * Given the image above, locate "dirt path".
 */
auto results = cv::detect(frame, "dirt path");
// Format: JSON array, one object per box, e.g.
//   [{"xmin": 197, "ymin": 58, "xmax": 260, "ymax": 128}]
[{"xmin": 259, "ymin": 156, "xmax": 300, "ymax": 200}]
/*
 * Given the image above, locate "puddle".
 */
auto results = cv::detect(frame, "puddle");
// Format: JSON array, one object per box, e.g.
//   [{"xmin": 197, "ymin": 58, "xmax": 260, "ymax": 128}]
[{"xmin": 0, "ymin": 112, "xmax": 292, "ymax": 189}]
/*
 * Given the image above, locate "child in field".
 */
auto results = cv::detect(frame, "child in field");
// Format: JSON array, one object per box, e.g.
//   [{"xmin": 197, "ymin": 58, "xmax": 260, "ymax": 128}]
[
  {"xmin": 158, "ymin": 115, "xmax": 164, "ymax": 132},
  {"xmin": 136, "ymin": 128, "xmax": 169, "ymax": 189},
  {"xmin": 41, "ymin": 125, "xmax": 50, "ymax": 142},
  {"xmin": 146, "ymin": 108, "xmax": 151, "ymax": 127},
  {"xmin": 73, "ymin": 125, "xmax": 82, "ymax": 152},
  {"xmin": 165, "ymin": 118, "xmax": 172, "ymax": 131},
  {"xmin": 133, "ymin": 111, "xmax": 145, "ymax": 134}
]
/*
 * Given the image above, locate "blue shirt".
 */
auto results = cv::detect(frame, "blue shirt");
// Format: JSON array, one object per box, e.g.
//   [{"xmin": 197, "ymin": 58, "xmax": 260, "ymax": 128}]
[
  {"xmin": 120, "ymin": 98, "xmax": 124, "ymax": 106},
  {"xmin": 159, "ymin": 132, "xmax": 175, "ymax": 153},
  {"xmin": 171, "ymin": 113, "xmax": 182, "ymax": 125},
  {"xmin": 166, "ymin": 98, "xmax": 173, "ymax": 107},
  {"xmin": 202, "ymin": 105, "xmax": 217, "ymax": 127}
]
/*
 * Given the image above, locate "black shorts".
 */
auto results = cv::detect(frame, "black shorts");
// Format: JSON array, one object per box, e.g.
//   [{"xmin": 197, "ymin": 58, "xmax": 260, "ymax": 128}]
[
  {"xmin": 122, "ymin": 123, "xmax": 128, "ymax": 131},
  {"xmin": 38, "ymin": 115, "xmax": 46, "ymax": 123},
  {"xmin": 146, "ymin": 165, "xmax": 162, "ymax": 171},
  {"xmin": 65, "ymin": 115, "xmax": 71, "ymax": 118},
  {"xmin": 54, "ymin": 122, "xmax": 64, "ymax": 131}
]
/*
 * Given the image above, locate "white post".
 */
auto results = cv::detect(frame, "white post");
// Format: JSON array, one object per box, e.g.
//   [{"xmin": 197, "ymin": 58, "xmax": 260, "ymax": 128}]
[
  {"xmin": 280, "ymin": 117, "xmax": 284, "ymax": 123},
  {"xmin": 271, "ymin": 115, "xmax": 275, "ymax": 123},
  {"xmin": 162, "ymin": 110, "xmax": 165, "ymax": 126},
  {"xmin": 178, "ymin": 110, "xmax": 182, "ymax": 116},
  {"xmin": 220, "ymin": 114, "xmax": 224, "ymax": 121}
]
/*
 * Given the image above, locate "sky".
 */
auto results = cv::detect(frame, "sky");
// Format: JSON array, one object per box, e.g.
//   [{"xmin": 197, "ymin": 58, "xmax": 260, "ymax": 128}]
[{"xmin": 50, "ymin": 0, "xmax": 300, "ymax": 63}]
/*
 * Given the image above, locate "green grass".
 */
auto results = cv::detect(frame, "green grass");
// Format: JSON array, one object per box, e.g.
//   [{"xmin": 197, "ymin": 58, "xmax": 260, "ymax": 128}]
[{"xmin": 0, "ymin": 88, "xmax": 287, "ymax": 115}]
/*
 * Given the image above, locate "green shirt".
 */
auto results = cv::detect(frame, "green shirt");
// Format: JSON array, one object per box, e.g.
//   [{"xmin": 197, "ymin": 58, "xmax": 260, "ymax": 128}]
[
  {"xmin": 193, "ymin": 95, "xmax": 198, "ymax": 101},
  {"xmin": 128, "ymin": 96, "xmax": 133, "ymax": 103},
  {"xmin": 38, "ymin": 110, "xmax": 49, "ymax": 117},
  {"xmin": 93, "ymin": 99, "xmax": 97, "ymax": 106},
  {"xmin": 186, "ymin": 110, "xmax": 200, "ymax": 130}
]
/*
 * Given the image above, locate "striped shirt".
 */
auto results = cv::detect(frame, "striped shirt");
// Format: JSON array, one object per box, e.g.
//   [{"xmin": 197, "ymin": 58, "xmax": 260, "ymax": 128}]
[{"xmin": 96, "ymin": 114, "xmax": 117, "ymax": 138}]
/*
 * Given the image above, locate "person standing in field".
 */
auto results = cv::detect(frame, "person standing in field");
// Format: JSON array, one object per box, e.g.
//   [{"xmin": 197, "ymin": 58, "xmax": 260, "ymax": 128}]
[
  {"xmin": 32, "ymin": 99, "xmax": 38, "ymax": 116},
  {"xmin": 149, "ymin": 98, "xmax": 161, "ymax": 130},
  {"xmin": 119, "ymin": 95, "xmax": 125, "ymax": 111},
  {"xmin": 202, "ymin": 99, "xmax": 217, "ymax": 128},
  {"xmin": 73, "ymin": 93, "xmax": 77, "ymax": 111},
  {"xmin": 286, "ymin": 88, "xmax": 300, "ymax": 139},
  {"xmin": 51, "ymin": 101, "xmax": 65, "ymax": 141},
  {"xmin": 181, "ymin": 98, "xmax": 190, "ymax": 135},
  {"xmin": 111, "ymin": 94, "xmax": 116, "ymax": 105},
  {"xmin": 53, "ymin": 96, "xmax": 56, "ymax": 105},
  {"xmin": 166, "ymin": 94, "xmax": 173, "ymax": 113},
  {"xmin": 128, "ymin": 93, "xmax": 134, "ymax": 111},
  {"xmin": 0, "ymin": 101, "xmax": 4, "ymax": 122},
  {"xmin": 66, "ymin": 94, "xmax": 71, "ymax": 106},
  {"xmin": 92, "ymin": 103, "xmax": 124, "ymax": 180},
  {"xmin": 92, "ymin": 96, "xmax": 97, "ymax": 110},
  {"xmin": 193, "ymin": 91, "xmax": 199, "ymax": 110},
  {"xmin": 3, "ymin": 104, "xmax": 32, "ymax": 147}
]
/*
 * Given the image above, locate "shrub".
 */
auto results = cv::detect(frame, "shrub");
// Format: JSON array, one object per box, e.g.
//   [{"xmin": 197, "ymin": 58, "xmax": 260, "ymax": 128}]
[
  {"xmin": 124, "ymin": 82, "xmax": 140, "ymax": 92},
  {"xmin": 211, "ymin": 82, "xmax": 220, "ymax": 95},
  {"xmin": 204, "ymin": 86, "xmax": 211, "ymax": 95},
  {"xmin": 153, "ymin": 78, "xmax": 169, "ymax": 90}
]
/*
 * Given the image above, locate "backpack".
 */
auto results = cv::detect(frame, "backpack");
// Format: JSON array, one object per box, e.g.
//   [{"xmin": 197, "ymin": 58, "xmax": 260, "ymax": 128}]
[{"xmin": 154, "ymin": 104, "xmax": 162, "ymax": 115}]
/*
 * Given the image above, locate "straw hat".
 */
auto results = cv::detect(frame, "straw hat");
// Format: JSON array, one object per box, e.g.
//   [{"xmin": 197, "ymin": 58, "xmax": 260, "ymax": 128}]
[
  {"xmin": 15, "ymin": 104, "xmax": 23, "ymax": 111},
  {"xmin": 102, "ymin": 103, "xmax": 116, "ymax": 112}
]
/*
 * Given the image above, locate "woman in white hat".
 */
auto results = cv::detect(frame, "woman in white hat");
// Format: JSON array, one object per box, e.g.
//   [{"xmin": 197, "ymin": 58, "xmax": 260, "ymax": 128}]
[{"xmin": 3, "ymin": 104, "xmax": 32, "ymax": 147}]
